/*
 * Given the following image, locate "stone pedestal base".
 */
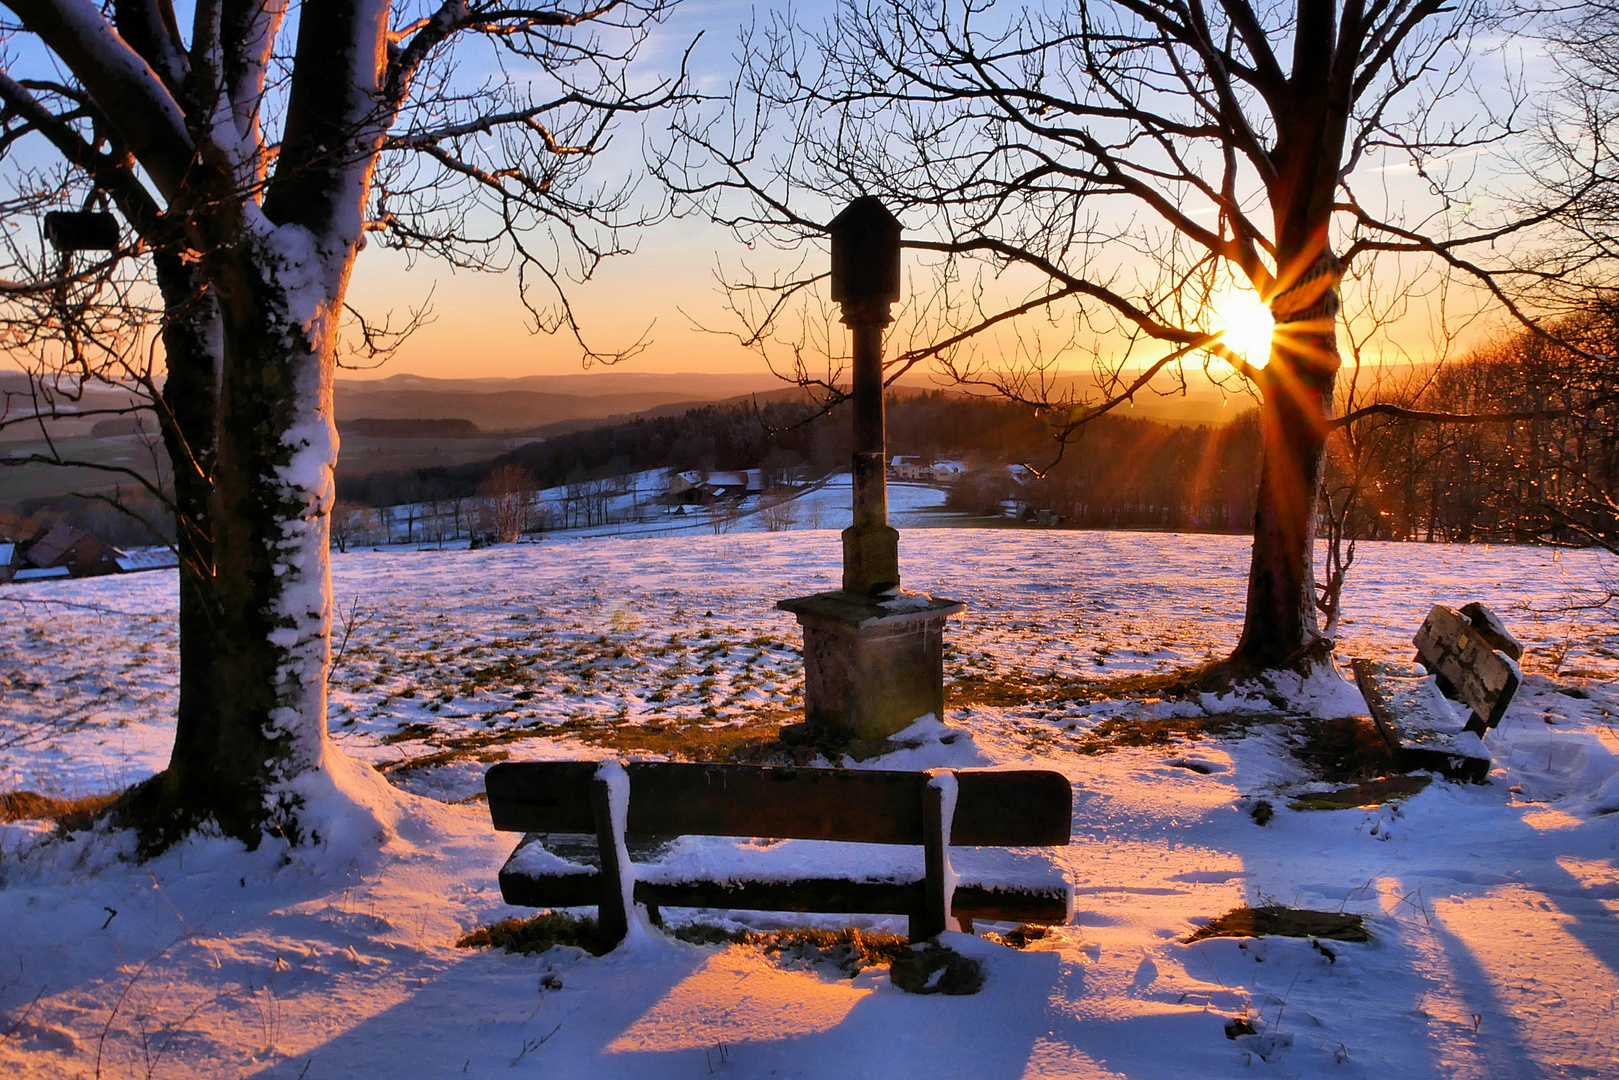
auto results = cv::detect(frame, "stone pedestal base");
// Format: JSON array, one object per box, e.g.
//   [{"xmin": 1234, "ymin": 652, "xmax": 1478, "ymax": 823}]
[{"xmin": 776, "ymin": 590, "xmax": 965, "ymax": 742}]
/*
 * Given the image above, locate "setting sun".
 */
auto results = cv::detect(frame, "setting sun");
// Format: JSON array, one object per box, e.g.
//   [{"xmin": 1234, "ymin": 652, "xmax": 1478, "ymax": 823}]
[{"xmin": 1213, "ymin": 287, "xmax": 1276, "ymax": 367}]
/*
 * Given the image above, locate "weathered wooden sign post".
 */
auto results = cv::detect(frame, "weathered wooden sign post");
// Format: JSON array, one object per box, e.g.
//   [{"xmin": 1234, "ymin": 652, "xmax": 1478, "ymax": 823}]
[{"xmin": 778, "ymin": 197, "xmax": 964, "ymax": 744}]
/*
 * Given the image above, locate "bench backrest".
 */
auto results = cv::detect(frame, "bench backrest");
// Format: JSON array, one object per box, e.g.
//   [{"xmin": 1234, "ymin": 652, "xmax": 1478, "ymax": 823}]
[
  {"xmin": 1414, "ymin": 603, "xmax": 1521, "ymax": 729},
  {"xmin": 485, "ymin": 761, "xmax": 1071, "ymax": 847}
]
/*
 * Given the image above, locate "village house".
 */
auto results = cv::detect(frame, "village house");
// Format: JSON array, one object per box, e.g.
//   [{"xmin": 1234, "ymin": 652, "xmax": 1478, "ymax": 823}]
[
  {"xmin": 665, "ymin": 469, "xmax": 764, "ymax": 505},
  {"xmin": 9, "ymin": 524, "xmax": 124, "ymax": 582},
  {"xmin": 889, "ymin": 456, "xmax": 969, "ymax": 482}
]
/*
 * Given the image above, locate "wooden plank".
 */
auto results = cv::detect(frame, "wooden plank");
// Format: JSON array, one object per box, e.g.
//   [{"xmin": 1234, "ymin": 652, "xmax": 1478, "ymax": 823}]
[
  {"xmin": 952, "ymin": 884, "xmax": 1071, "ymax": 924},
  {"xmin": 499, "ymin": 863, "xmax": 600, "ymax": 909},
  {"xmin": 955, "ymin": 770, "xmax": 1072, "ymax": 846},
  {"xmin": 486, "ymin": 762, "xmax": 1071, "ymax": 846},
  {"xmin": 498, "ymin": 867, "xmax": 1070, "ymax": 926},
  {"xmin": 486, "ymin": 761, "xmax": 599, "ymax": 834},
  {"xmin": 1350, "ymin": 658, "xmax": 1404, "ymax": 757},
  {"xmin": 590, "ymin": 774, "xmax": 629, "ymax": 946},
  {"xmin": 1459, "ymin": 602, "xmax": 1524, "ymax": 661},
  {"xmin": 1413, "ymin": 604, "xmax": 1520, "ymax": 730},
  {"xmin": 1350, "ymin": 659, "xmax": 1492, "ymax": 783}
]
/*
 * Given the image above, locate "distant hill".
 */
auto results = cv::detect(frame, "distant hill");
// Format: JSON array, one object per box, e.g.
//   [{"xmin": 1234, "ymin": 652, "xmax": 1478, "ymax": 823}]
[
  {"xmin": 338, "ymin": 417, "xmax": 481, "ymax": 438},
  {"xmin": 333, "ymin": 372, "xmax": 790, "ymax": 432}
]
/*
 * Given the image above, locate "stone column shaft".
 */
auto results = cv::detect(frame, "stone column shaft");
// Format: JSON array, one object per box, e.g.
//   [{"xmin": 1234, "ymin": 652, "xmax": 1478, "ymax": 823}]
[{"xmin": 841, "ymin": 299, "xmax": 899, "ymax": 595}]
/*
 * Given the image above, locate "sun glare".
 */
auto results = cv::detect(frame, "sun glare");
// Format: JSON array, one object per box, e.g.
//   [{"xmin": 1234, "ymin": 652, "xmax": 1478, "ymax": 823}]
[{"xmin": 1212, "ymin": 287, "xmax": 1275, "ymax": 367}]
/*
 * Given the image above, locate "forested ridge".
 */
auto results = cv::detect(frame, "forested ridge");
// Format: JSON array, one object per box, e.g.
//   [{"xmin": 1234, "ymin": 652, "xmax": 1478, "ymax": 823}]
[{"xmin": 334, "ymin": 389, "xmax": 1268, "ymax": 532}]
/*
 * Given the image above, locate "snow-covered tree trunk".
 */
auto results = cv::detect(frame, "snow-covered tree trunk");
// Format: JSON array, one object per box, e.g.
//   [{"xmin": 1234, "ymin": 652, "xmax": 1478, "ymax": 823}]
[
  {"xmin": 3, "ymin": 0, "xmax": 675, "ymax": 848},
  {"xmin": 204, "ymin": 228, "xmax": 347, "ymax": 840},
  {"xmin": 179, "ymin": 2, "xmax": 388, "ymax": 841},
  {"xmin": 5, "ymin": 0, "xmax": 384, "ymax": 845}
]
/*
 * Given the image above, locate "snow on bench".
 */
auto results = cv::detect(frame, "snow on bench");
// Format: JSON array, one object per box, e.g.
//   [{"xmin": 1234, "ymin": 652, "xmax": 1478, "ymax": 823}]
[
  {"xmin": 484, "ymin": 760, "xmax": 1074, "ymax": 947},
  {"xmin": 1350, "ymin": 601, "xmax": 1524, "ymax": 783}
]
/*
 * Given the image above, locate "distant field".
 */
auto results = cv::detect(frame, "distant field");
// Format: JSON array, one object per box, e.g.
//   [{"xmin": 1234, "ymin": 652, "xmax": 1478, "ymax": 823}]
[
  {"xmin": 333, "ymin": 433, "xmax": 535, "ymax": 474},
  {"xmin": 0, "ymin": 434, "xmax": 165, "ymax": 503}
]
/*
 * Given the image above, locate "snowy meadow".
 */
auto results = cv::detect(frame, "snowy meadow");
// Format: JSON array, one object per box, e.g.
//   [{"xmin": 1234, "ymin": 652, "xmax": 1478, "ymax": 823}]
[{"xmin": 3, "ymin": 529, "xmax": 1618, "ymax": 1078}]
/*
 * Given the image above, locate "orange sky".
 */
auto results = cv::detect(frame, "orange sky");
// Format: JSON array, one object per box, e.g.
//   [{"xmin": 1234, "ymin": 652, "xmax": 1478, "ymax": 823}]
[{"xmin": 341, "ymin": 215, "xmax": 774, "ymax": 380}]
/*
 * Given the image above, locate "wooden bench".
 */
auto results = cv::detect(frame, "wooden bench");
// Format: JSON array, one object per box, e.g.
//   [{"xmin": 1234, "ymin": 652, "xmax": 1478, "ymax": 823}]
[
  {"xmin": 485, "ymin": 760, "xmax": 1073, "ymax": 947},
  {"xmin": 1350, "ymin": 602, "xmax": 1523, "ymax": 783}
]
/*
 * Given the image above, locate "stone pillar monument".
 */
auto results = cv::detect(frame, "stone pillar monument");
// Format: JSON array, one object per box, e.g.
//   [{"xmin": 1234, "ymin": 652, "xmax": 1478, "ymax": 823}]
[{"xmin": 777, "ymin": 197, "xmax": 964, "ymax": 744}]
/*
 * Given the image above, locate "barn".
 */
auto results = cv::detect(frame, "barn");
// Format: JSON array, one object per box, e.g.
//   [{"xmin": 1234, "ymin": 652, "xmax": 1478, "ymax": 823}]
[{"xmin": 16, "ymin": 524, "xmax": 125, "ymax": 580}]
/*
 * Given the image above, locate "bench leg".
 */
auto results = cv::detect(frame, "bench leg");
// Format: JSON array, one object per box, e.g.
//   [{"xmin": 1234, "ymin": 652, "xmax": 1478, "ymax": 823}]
[
  {"xmin": 914, "ymin": 780, "xmax": 951, "ymax": 942},
  {"xmin": 591, "ymin": 774, "xmax": 630, "ymax": 948}
]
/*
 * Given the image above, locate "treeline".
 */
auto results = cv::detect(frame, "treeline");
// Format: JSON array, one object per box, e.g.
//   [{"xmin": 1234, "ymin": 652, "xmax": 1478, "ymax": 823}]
[
  {"xmin": 335, "ymin": 391, "xmax": 1050, "ymax": 507},
  {"xmin": 945, "ymin": 411, "xmax": 1263, "ymax": 531},
  {"xmin": 1326, "ymin": 307, "xmax": 1619, "ymax": 550}
]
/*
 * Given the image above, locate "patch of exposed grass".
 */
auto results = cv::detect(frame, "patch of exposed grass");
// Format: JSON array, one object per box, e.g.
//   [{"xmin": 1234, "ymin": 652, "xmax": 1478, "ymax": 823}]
[
  {"xmin": 380, "ymin": 721, "xmax": 440, "ymax": 745},
  {"xmin": 0, "ymin": 790, "xmax": 120, "ymax": 831},
  {"xmin": 949, "ymin": 663, "xmax": 1226, "ymax": 711},
  {"xmin": 1086, "ymin": 667, "xmax": 1217, "ymax": 698},
  {"xmin": 1185, "ymin": 906, "xmax": 1369, "ymax": 943},
  {"xmin": 1070, "ymin": 714, "xmax": 1267, "ymax": 756},
  {"xmin": 984, "ymin": 924, "xmax": 1051, "ymax": 949},
  {"xmin": 378, "ymin": 709, "xmax": 799, "ymax": 779},
  {"xmin": 456, "ymin": 912, "xmax": 619, "ymax": 956},
  {"xmin": 889, "ymin": 942, "xmax": 985, "ymax": 995},
  {"xmin": 583, "ymin": 711, "xmax": 796, "ymax": 759},
  {"xmin": 459, "ymin": 915, "xmax": 911, "ymax": 975},
  {"xmin": 1289, "ymin": 774, "xmax": 1431, "ymax": 811},
  {"xmin": 948, "ymin": 670, "xmax": 1092, "ymax": 708},
  {"xmin": 670, "ymin": 924, "xmax": 911, "ymax": 977},
  {"xmin": 1289, "ymin": 717, "xmax": 1398, "ymax": 783}
]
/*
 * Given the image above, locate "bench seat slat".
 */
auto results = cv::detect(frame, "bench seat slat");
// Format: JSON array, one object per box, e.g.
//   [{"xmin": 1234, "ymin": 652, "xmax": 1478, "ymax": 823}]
[
  {"xmin": 1351, "ymin": 658, "xmax": 1492, "ymax": 783},
  {"xmin": 486, "ymin": 762, "xmax": 1071, "ymax": 846},
  {"xmin": 497, "ymin": 864, "xmax": 1072, "ymax": 925}
]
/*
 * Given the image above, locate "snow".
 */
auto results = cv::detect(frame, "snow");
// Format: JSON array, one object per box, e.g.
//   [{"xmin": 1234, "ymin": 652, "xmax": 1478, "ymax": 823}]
[
  {"xmin": 595, "ymin": 759, "xmax": 659, "ymax": 951},
  {"xmin": 4, "ymin": 530, "xmax": 1619, "ymax": 1077},
  {"xmin": 394, "ymin": 473, "xmax": 956, "ymax": 545},
  {"xmin": 927, "ymin": 769, "xmax": 960, "ymax": 921}
]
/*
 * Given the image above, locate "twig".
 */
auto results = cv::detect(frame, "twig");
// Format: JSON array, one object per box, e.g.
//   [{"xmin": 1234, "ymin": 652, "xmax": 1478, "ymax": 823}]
[
  {"xmin": 327, "ymin": 597, "xmax": 375, "ymax": 687},
  {"xmin": 0, "ymin": 595, "xmax": 168, "ymax": 617},
  {"xmin": 509, "ymin": 1024, "xmax": 562, "ymax": 1066},
  {"xmin": 0, "ymin": 985, "xmax": 46, "ymax": 1043}
]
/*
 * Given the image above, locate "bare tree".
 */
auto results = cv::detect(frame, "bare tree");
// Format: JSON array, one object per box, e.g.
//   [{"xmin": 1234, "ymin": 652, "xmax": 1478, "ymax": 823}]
[
  {"xmin": 757, "ymin": 486, "xmax": 797, "ymax": 531},
  {"xmin": 0, "ymin": 0, "xmax": 682, "ymax": 848},
  {"xmin": 329, "ymin": 499, "xmax": 370, "ymax": 554},
  {"xmin": 1518, "ymin": 1, "xmax": 1619, "ymax": 311},
  {"xmin": 663, "ymin": 0, "xmax": 1581, "ymax": 677},
  {"xmin": 480, "ymin": 463, "xmax": 538, "ymax": 543},
  {"xmin": 709, "ymin": 495, "xmax": 743, "ymax": 533}
]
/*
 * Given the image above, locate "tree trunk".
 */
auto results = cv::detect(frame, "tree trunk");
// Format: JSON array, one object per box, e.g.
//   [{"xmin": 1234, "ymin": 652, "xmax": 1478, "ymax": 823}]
[
  {"xmin": 1227, "ymin": 358, "xmax": 1335, "ymax": 670},
  {"xmin": 204, "ymin": 229, "xmax": 346, "ymax": 844},
  {"xmin": 120, "ymin": 255, "xmax": 230, "ymax": 851},
  {"xmin": 1225, "ymin": 246, "xmax": 1343, "ymax": 674},
  {"xmin": 122, "ymin": 234, "xmax": 348, "ymax": 849}
]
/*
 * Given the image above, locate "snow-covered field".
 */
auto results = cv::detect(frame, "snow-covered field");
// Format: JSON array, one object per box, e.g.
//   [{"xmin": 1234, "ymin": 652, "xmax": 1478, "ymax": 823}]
[
  {"xmin": 3, "ymin": 530, "xmax": 1618, "ymax": 1078},
  {"xmin": 371, "ymin": 474, "xmax": 956, "ymax": 547}
]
